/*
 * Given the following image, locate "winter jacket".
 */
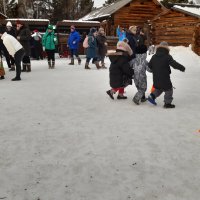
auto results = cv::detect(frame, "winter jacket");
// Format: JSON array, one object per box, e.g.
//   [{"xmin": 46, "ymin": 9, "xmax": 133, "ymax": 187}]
[
  {"xmin": 116, "ymin": 27, "xmax": 126, "ymax": 41},
  {"xmin": 126, "ymin": 31, "xmax": 137, "ymax": 59},
  {"xmin": 135, "ymin": 34, "xmax": 147, "ymax": 54},
  {"xmin": 67, "ymin": 30, "xmax": 80, "ymax": 50},
  {"xmin": 42, "ymin": 29, "xmax": 58, "ymax": 50},
  {"xmin": 1, "ymin": 32, "xmax": 23, "ymax": 57},
  {"xmin": 6, "ymin": 27, "xmax": 16, "ymax": 38},
  {"xmin": 108, "ymin": 50, "xmax": 134, "ymax": 88},
  {"xmin": 16, "ymin": 26, "xmax": 31, "ymax": 56},
  {"xmin": 148, "ymin": 45, "xmax": 185, "ymax": 90},
  {"xmin": 96, "ymin": 33, "xmax": 107, "ymax": 57},
  {"xmin": 86, "ymin": 33, "xmax": 97, "ymax": 59}
]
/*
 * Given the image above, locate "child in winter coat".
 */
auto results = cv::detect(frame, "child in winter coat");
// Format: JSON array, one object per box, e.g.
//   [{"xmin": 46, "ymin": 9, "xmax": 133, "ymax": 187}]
[
  {"xmin": 131, "ymin": 27, "xmax": 148, "ymax": 105},
  {"xmin": 42, "ymin": 25, "xmax": 58, "ymax": 69},
  {"xmin": 116, "ymin": 25, "xmax": 126, "ymax": 42},
  {"xmin": 147, "ymin": 41, "xmax": 185, "ymax": 108},
  {"xmin": 106, "ymin": 40, "xmax": 134, "ymax": 100}
]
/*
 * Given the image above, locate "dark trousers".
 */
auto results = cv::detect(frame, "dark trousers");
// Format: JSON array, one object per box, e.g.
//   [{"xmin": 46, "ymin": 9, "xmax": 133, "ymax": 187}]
[
  {"xmin": 3, "ymin": 47, "xmax": 12, "ymax": 68},
  {"xmin": 152, "ymin": 88, "xmax": 173, "ymax": 104},
  {"xmin": 22, "ymin": 55, "xmax": 30, "ymax": 64},
  {"xmin": 46, "ymin": 49, "xmax": 55, "ymax": 61},
  {"xmin": 14, "ymin": 48, "xmax": 25, "ymax": 79},
  {"xmin": 86, "ymin": 57, "xmax": 97, "ymax": 63},
  {"xmin": 70, "ymin": 49, "xmax": 79, "ymax": 58}
]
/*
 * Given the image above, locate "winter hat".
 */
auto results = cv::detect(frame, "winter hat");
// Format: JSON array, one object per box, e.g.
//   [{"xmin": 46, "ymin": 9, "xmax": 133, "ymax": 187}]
[
  {"xmin": 6, "ymin": 21, "xmax": 12, "ymax": 27},
  {"xmin": 0, "ymin": 26, "xmax": 5, "ymax": 34},
  {"xmin": 33, "ymin": 29, "xmax": 38, "ymax": 32},
  {"xmin": 129, "ymin": 26, "xmax": 137, "ymax": 34},
  {"xmin": 90, "ymin": 27, "xmax": 97, "ymax": 34},
  {"xmin": 117, "ymin": 41, "xmax": 129, "ymax": 51},
  {"xmin": 48, "ymin": 24, "xmax": 53, "ymax": 30},
  {"xmin": 159, "ymin": 41, "xmax": 168, "ymax": 46}
]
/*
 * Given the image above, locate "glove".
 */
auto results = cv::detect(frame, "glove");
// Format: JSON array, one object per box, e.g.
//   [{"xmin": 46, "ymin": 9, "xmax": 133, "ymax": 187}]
[
  {"xmin": 73, "ymin": 41, "xmax": 76, "ymax": 44},
  {"xmin": 54, "ymin": 38, "xmax": 57, "ymax": 42},
  {"xmin": 43, "ymin": 46, "xmax": 45, "ymax": 51}
]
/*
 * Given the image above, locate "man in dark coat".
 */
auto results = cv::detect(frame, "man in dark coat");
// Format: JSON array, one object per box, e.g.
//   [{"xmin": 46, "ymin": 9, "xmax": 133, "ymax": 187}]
[
  {"xmin": 16, "ymin": 20, "xmax": 31, "ymax": 72},
  {"xmin": 148, "ymin": 41, "xmax": 185, "ymax": 108}
]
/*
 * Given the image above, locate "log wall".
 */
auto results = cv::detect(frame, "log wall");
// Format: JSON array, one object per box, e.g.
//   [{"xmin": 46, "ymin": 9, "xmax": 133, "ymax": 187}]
[
  {"xmin": 113, "ymin": 0, "xmax": 163, "ymax": 35},
  {"xmin": 151, "ymin": 10, "xmax": 200, "ymax": 51}
]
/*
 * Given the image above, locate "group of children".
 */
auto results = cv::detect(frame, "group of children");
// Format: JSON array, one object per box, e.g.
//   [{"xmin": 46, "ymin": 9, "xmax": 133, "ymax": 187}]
[{"xmin": 106, "ymin": 32, "xmax": 186, "ymax": 109}]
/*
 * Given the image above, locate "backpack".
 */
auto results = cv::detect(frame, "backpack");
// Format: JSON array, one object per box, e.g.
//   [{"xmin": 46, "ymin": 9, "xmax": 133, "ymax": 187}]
[{"xmin": 83, "ymin": 36, "xmax": 89, "ymax": 48}]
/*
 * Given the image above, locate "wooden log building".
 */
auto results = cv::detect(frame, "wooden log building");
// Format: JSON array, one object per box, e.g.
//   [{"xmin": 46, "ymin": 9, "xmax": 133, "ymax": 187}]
[{"xmin": 81, "ymin": 0, "xmax": 200, "ymax": 55}]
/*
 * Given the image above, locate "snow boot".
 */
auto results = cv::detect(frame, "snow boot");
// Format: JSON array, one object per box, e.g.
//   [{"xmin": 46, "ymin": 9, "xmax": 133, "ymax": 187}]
[
  {"xmin": 117, "ymin": 95, "xmax": 127, "ymax": 100},
  {"xmin": 147, "ymin": 94, "xmax": 157, "ymax": 105},
  {"xmin": 164, "ymin": 103, "xmax": 175, "ymax": 109},
  {"xmin": 69, "ymin": 58, "xmax": 74, "ymax": 65},
  {"xmin": 26, "ymin": 64, "xmax": 31, "ymax": 72},
  {"xmin": 106, "ymin": 90, "xmax": 114, "ymax": 100},
  {"xmin": 95, "ymin": 61, "xmax": 101, "ymax": 69},
  {"xmin": 78, "ymin": 57, "xmax": 81, "ymax": 65},
  {"xmin": 1, "ymin": 76, "xmax": 5, "ymax": 79},
  {"xmin": 9, "ymin": 66, "xmax": 15, "ymax": 71},
  {"xmin": 101, "ymin": 62, "xmax": 107, "ymax": 69},
  {"xmin": 141, "ymin": 95, "xmax": 147, "ymax": 102},
  {"xmin": 85, "ymin": 62, "xmax": 90, "ymax": 69},
  {"xmin": 21, "ymin": 64, "xmax": 26, "ymax": 72},
  {"xmin": 52, "ymin": 61, "xmax": 55, "ymax": 69},
  {"xmin": 133, "ymin": 97, "xmax": 140, "ymax": 105},
  {"xmin": 48, "ymin": 61, "xmax": 51, "ymax": 69}
]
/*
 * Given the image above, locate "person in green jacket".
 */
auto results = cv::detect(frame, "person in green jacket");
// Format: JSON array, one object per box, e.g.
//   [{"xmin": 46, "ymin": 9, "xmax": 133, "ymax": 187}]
[{"xmin": 42, "ymin": 25, "xmax": 58, "ymax": 69}]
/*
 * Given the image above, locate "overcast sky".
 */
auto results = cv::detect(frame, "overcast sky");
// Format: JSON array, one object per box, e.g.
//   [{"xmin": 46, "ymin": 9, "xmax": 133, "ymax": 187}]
[{"xmin": 93, "ymin": 0, "xmax": 106, "ymax": 8}]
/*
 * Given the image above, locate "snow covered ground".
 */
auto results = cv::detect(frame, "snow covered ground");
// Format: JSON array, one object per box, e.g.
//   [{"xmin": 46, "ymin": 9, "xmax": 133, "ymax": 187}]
[{"xmin": 0, "ymin": 46, "xmax": 200, "ymax": 200}]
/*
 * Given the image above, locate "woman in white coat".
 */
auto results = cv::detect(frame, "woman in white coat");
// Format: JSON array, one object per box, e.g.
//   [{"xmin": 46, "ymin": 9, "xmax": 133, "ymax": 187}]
[{"xmin": 0, "ymin": 26, "xmax": 25, "ymax": 81}]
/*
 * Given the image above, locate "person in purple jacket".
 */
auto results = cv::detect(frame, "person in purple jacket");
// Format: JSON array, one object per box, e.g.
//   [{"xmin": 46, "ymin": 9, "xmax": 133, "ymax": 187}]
[{"xmin": 67, "ymin": 25, "xmax": 81, "ymax": 65}]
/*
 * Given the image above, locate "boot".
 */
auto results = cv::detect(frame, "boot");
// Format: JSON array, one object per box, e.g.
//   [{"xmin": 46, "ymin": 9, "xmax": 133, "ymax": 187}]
[
  {"xmin": 106, "ymin": 90, "xmax": 114, "ymax": 100},
  {"xmin": 52, "ymin": 61, "xmax": 55, "ymax": 69},
  {"xmin": 9, "ymin": 66, "xmax": 15, "ymax": 71},
  {"xmin": 26, "ymin": 64, "xmax": 31, "ymax": 72},
  {"xmin": 77, "ymin": 57, "xmax": 81, "ymax": 65},
  {"xmin": 95, "ymin": 61, "xmax": 101, "ymax": 69},
  {"xmin": 164, "ymin": 103, "xmax": 175, "ymax": 109},
  {"xmin": 21, "ymin": 64, "xmax": 26, "ymax": 72},
  {"xmin": 48, "ymin": 61, "xmax": 51, "ymax": 69},
  {"xmin": 69, "ymin": 58, "xmax": 74, "ymax": 65},
  {"xmin": 101, "ymin": 62, "xmax": 107, "ymax": 69},
  {"xmin": 85, "ymin": 62, "xmax": 90, "ymax": 69}
]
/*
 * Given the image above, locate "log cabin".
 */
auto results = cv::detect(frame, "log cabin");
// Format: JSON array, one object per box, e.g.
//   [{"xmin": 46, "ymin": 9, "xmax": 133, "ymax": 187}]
[
  {"xmin": 150, "ymin": 3, "xmax": 200, "ymax": 55},
  {"xmin": 81, "ymin": 0, "xmax": 200, "ymax": 55}
]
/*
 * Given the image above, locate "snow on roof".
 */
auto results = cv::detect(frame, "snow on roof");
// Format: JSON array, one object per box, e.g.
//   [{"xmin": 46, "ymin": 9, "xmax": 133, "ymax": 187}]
[
  {"xmin": 63, "ymin": 20, "xmax": 100, "ymax": 24},
  {"xmin": 80, "ymin": 0, "xmax": 132, "ymax": 21},
  {"xmin": 6, "ymin": 18, "xmax": 50, "ymax": 22},
  {"xmin": 173, "ymin": 5, "xmax": 200, "ymax": 18}
]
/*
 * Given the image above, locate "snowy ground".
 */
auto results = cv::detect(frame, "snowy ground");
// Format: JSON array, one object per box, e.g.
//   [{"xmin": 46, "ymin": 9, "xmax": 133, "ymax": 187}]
[{"xmin": 0, "ymin": 46, "xmax": 200, "ymax": 200}]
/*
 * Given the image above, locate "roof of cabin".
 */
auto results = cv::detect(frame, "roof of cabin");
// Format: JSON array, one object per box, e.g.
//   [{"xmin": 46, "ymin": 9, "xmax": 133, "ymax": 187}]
[
  {"xmin": 171, "ymin": 4, "xmax": 200, "ymax": 19},
  {"xmin": 80, "ymin": 0, "xmax": 132, "ymax": 21}
]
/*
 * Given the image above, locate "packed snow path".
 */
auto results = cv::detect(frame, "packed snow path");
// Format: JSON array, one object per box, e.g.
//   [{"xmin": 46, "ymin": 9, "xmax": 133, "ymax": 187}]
[{"xmin": 0, "ymin": 47, "xmax": 200, "ymax": 200}]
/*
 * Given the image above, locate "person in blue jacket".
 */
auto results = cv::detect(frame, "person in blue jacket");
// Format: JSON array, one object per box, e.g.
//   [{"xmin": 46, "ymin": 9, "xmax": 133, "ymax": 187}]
[
  {"xmin": 116, "ymin": 25, "xmax": 126, "ymax": 41},
  {"xmin": 67, "ymin": 25, "xmax": 81, "ymax": 65}
]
